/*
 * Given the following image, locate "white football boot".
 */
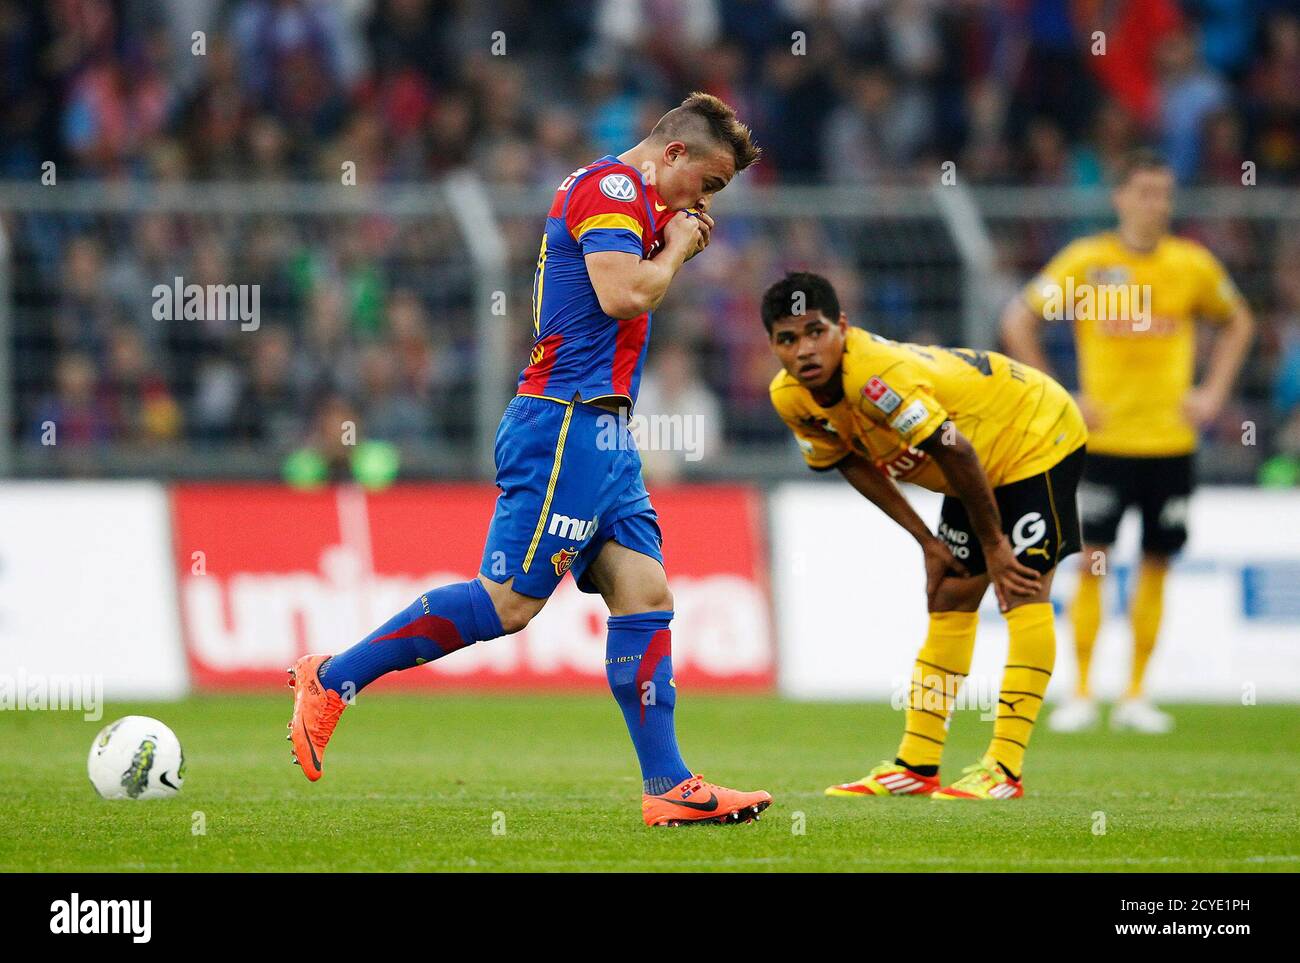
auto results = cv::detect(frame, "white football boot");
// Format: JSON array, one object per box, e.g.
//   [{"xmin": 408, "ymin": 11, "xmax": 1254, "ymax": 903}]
[
  {"xmin": 1110, "ymin": 697, "xmax": 1174, "ymax": 734},
  {"xmin": 1046, "ymin": 696, "xmax": 1100, "ymax": 733}
]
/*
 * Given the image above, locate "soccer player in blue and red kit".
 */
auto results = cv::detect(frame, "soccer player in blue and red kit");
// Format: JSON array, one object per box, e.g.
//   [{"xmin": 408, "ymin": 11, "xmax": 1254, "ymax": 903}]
[{"xmin": 287, "ymin": 93, "xmax": 771, "ymax": 826}]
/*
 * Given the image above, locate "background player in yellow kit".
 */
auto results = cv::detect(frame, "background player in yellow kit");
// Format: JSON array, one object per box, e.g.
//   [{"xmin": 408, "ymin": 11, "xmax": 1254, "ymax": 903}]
[
  {"xmin": 1001, "ymin": 150, "xmax": 1254, "ymax": 734},
  {"xmin": 764, "ymin": 272, "xmax": 1087, "ymax": 799}
]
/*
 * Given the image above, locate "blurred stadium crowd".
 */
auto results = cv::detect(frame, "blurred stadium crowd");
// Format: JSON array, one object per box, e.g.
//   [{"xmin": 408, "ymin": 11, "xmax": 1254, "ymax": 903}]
[{"xmin": 3, "ymin": 0, "xmax": 1300, "ymax": 482}]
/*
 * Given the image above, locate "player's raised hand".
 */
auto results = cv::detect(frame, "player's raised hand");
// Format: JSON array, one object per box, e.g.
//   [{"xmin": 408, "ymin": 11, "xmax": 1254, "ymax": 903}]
[
  {"xmin": 665, "ymin": 210, "xmax": 707, "ymax": 261},
  {"xmin": 691, "ymin": 210, "xmax": 715, "ymax": 251},
  {"xmin": 985, "ymin": 536, "xmax": 1042, "ymax": 612}
]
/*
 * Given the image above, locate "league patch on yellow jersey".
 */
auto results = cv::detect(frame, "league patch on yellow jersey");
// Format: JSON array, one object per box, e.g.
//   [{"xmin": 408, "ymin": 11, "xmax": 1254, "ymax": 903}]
[{"xmin": 862, "ymin": 376, "xmax": 902, "ymax": 413}]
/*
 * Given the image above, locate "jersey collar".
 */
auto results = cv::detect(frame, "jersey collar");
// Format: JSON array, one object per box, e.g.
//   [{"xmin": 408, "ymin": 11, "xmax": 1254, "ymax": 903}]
[{"xmin": 646, "ymin": 181, "xmax": 675, "ymax": 232}]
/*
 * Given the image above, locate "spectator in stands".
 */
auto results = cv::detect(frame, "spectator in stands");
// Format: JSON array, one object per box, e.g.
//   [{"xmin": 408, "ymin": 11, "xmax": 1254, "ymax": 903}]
[
  {"xmin": 1261, "ymin": 236, "xmax": 1300, "ymax": 485},
  {"xmin": 190, "ymin": 352, "xmax": 244, "ymax": 444},
  {"xmin": 104, "ymin": 213, "xmax": 183, "ymax": 353},
  {"xmin": 31, "ymin": 353, "xmax": 111, "ymax": 447},
  {"xmin": 1067, "ymin": 100, "xmax": 1139, "ymax": 188},
  {"xmin": 384, "ymin": 288, "xmax": 445, "ymax": 401},
  {"xmin": 581, "ymin": 53, "xmax": 643, "ymax": 159},
  {"xmin": 293, "ymin": 280, "xmax": 361, "ymax": 399},
  {"xmin": 0, "ymin": 0, "xmax": 1290, "ymax": 195},
  {"xmin": 232, "ymin": 324, "xmax": 302, "ymax": 446},
  {"xmin": 61, "ymin": 26, "xmax": 171, "ymax": 179},
  {"xmin": 231, "ymin": 0, "xmax": 345, "ymax": 138},
  {"xmin": 1197, "ymin": 107, "xmax": 1247, "ymax": 184},
  {"xmin": 246, "ymin": 114, "xmax": 294, "ymax": 181},
  {"xmin": 482, "ymin": 137, "xmax": 535, "ymax": 188},
  {"xmin": 1196, "ymin": 0, "xmax": 1256, "ymax": 80},
  {"xmin": 1024, "ymin": 117, "xmax": 1074, "ymax": 185},
  {"xmin": 364, "ymin": 0, "xmax": 451, "ymax": 89},
  {"xmin": 101, "ymin": 325, "xmax": 182, "ymax": 444},
  {"xmin": 54, "ymin": 237, "xmax": 116, "ymax": 361},
  {"xmin": 532, "ymin": 105, "xmax": 591, "ymax": 189},
  {"xmin": 357, "ymin": 342, "xmax": 433, "ymax": 444},
  {"xmin": 1084, "ymin": 0, "xmax": 1184, "ymax": 127},
  {"xmin": 960, "ymin": 78, "xmax": 1016, "ymax": 184},
  {"xmin": 425, "ymin": 90, "xmax": 475, "ymax": 175},
  {"xmin": 0, "ymin": 0, "xmax": 53, "ymax": 178},
  {"xmin": 1247, "ymin": 11, "xmax": 1300, "ymax": 183},
  {"xmin": 176, "ymin": 34, "xmax": 250, "ymax": 180},
  {"xmin": 5, "ymin": 0, "xmax": 1300, "ymax": 477},
  {"xmin": 596, "ymin": 0, "xmax": 720, "ymax": 51},
  {"xmin": 334, "ymin": 225, "xmax": 388, "ymax": 335},
  {"xmin": 1156, "ymin": 26, "xmax": 1230, "ymax": 182},
  {"xmin": 822, "ymin": 66, "xmax": 932, "ymax": 184},
  {"xmin": 635, "ymin": 342, "xmax": 725, "ymax": 482},
  {"xmin": 755, "ymin": 43, "xmax": 837, "ymax": 183},
  {"xmin": 283, "ymin": 389, "xmax": 400, "ymax": 489}
]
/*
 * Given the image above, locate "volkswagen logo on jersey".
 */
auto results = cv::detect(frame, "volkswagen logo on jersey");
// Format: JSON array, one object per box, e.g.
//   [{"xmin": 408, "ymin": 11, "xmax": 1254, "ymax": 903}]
[{"xmin": 599, "ymin": 173, "xmax": 637, "ymax": 202}]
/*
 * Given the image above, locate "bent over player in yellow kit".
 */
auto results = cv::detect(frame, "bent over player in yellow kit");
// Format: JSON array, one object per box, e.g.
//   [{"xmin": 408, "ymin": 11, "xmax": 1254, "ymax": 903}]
[
  {"xmin": 764, "ymin": 272, "xmax": 1088, "ymax": 799},
  {"xmin": 1001, "ymin": 149, "xmax": 1254, "ymax": 734}
]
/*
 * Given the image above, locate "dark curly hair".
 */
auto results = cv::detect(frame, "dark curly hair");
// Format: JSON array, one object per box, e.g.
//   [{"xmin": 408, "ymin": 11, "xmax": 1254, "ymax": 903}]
[{"xmin": 760, "ymin": 271, "xmax": 842, "ymax": 333}]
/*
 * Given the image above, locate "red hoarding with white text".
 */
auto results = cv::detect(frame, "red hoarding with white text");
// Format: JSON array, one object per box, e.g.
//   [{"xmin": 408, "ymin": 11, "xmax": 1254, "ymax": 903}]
[{"xmin": 171, "ymin": 484, "xmax": 774, "ymax": 691}]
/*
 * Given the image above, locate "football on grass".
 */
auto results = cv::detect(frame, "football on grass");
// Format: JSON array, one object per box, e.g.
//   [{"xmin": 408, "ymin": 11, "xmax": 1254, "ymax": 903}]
[{"xmin": 88, "ymin": 716, "xmax": 185, "ymax": 800}]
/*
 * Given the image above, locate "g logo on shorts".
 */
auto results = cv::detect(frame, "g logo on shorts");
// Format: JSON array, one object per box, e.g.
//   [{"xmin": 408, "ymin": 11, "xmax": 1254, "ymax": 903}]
[{"xmin": 1011, "ymin": 512, "xmax": 1048, "ymax": 556}]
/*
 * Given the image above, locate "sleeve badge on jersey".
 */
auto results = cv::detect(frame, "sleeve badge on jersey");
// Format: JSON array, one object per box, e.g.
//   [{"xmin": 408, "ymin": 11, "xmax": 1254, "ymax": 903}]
[
  {"xmin": 599, "ymin": 173, "xmax": 637, "ymax": 202},
  {"xmin": 862, "ymin": 376, "xmax": 902, "ymax": 413},
  {"xmin": 890, "ymin": 399, "xmax": 929, "ymax": 435}
]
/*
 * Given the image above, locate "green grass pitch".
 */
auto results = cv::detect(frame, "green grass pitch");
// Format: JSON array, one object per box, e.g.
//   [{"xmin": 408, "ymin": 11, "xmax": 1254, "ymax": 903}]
[{"xmin": 2, "ymin": 695, "xmax": 1297, "ymax": 872}]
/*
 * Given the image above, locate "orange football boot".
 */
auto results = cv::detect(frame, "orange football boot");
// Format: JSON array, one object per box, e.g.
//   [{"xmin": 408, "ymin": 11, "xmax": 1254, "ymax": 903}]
[
  {"xmin": 286, "ymin": 654, "xmax": 348, "ymax": 781},
  {"xmin": 642, "ymin": 774, "xmax": 772, "ymax": 827}
]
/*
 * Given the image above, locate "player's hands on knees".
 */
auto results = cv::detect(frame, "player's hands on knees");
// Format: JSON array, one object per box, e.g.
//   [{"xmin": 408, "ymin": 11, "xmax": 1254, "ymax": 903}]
[
  {"xmin": 985, "ymin": 536, "xmax": 1042, "ymax": 612},
  {"xmin": 922, "ymin": 536, "xmax": 969, "ymax": 608}
]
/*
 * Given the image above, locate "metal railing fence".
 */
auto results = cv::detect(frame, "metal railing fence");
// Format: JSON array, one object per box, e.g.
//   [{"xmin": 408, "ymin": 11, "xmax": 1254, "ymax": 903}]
[{"xmin": 1, "ymin": 180, "xmax": 1293, "ymax": 484}]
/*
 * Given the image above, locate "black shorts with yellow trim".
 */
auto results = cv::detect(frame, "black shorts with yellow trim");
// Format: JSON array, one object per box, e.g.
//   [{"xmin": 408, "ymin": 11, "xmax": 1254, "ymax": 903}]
[
  {"xmin": 1078, "ymin": 451, "xmax": 1193, "ymax": 555},
  {"xmin": 937, "ymin": 445, "xmax": 1086, "ymax": 577}
]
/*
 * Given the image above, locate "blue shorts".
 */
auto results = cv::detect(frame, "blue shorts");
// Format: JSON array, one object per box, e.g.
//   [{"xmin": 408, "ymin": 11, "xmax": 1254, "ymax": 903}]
[{"xmin": 479, "ymin": 395, "xmax": 664, "ymax": 598}]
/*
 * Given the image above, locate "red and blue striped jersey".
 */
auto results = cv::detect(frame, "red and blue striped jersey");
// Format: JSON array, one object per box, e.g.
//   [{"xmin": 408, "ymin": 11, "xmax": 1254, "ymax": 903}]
[{"xmin": 517, "ymin": 155, "xmax": 678, "ymax": 408}]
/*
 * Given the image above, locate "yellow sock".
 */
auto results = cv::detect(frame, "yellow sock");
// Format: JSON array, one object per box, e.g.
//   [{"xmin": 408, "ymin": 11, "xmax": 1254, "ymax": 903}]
[
  {"xmin": 896, "ymin": 611, "xmax": 979, "ymax": 769},
  {"xmin": 989, "ymin": 602, "xmax": 1055, "ymax": 778},
  {"xmin": 1071, "ymin": 571, "xmax": 1102, "ymax": 698},
  {"xmin": 1128, "ymin": 562, "xmax": 1167, "ymax": 698}
]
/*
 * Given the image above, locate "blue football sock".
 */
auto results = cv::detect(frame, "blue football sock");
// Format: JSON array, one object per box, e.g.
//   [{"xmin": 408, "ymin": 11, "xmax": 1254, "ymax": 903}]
[
  {"xmin": 605, "ymin": 611, "xmax": 692, "ymax": 795},
  {"xmin": 319, "ymin": 579, "xmax": 505, "ymax": 695}
]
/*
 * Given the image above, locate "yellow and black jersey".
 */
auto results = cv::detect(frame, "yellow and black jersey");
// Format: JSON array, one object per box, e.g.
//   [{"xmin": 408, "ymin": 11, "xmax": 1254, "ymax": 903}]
[
  {"xmin": 770, "ymin": 327, "xmax": 1087, "ymax": 495},
  {"xmin": 1022, "ymin": 231, "xmax": 1244, "ymax": 457}
]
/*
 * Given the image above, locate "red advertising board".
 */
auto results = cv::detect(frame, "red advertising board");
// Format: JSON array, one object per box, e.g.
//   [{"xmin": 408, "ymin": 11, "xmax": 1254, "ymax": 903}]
[{"xmin": 171, "ymin": 484, "xmax": 774, "ymax": 691}]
